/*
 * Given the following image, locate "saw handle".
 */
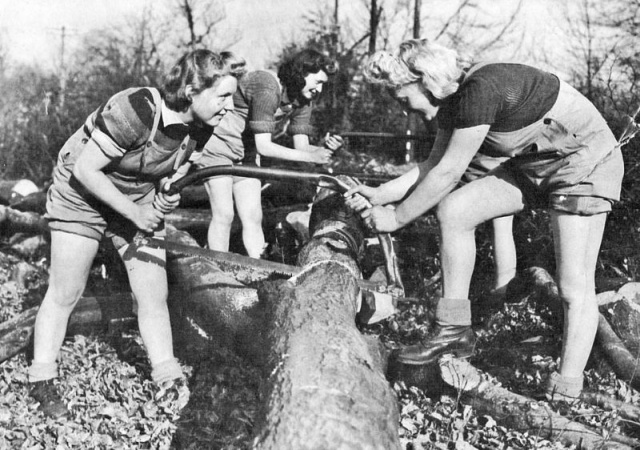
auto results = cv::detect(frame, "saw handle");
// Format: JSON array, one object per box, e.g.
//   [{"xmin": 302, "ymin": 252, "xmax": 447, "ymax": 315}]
[{"xmin": 131, "ymin": 181, "xmax": 173, "ymax": 245}]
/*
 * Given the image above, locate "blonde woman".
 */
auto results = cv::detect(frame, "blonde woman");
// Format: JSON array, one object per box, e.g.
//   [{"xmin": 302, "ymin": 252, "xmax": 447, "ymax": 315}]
[{"xmin": 346, "ymin": 39, "xmax": 623, "ymax": 400}]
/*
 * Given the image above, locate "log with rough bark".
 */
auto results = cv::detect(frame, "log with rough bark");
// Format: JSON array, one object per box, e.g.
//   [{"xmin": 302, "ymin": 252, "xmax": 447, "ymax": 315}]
[
  {"xmin": 510, "ymin": 267, "xmax": 640, "ymax": 391},
  {"xmin": 0, "ymin": 293, "xmax": 135, "ymax": 364},
  {"xmin": 0, "ymin": 205, "xmax": 48, "ymax": 236},
  {"xmin": 439, "ymin": 356, "xmax": 640, "ymax": 449},
  {"xmin": 165, "ymin": 227, "xmax": 263, "ymax": 360},
  {"xmin": 251, "ymin": 186, "xmax": 400, "ymax": 450}
]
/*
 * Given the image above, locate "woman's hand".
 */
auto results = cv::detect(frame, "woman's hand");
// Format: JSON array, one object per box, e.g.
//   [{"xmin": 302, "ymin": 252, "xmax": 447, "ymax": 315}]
[
  {"xmin": 344, "ymin": 185, "xmax": 383, "ymax": 210},
  {"xmin": 307, "ymin": 146, "xmax": 333, "ymax": 164},
  {"xmin": 153, "ymin": 191, "xmax": 181, "ymax": 214},
  {"xmin": 323, "ymin": 133, "xmax": 344, "ymax": 152},
  {"xmin": 131, "ymin": 203, "xmax": 164, "ymax": 233},
  {"xmin": 360, "ymin": 206, "xmax": 401, "ymax": 233}
]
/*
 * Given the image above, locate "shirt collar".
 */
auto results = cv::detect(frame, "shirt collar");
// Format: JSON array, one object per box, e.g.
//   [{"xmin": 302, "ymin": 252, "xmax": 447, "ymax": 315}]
[{"xmin": 161, "ymin": 100, "xmax": 188, "ymax": 127}]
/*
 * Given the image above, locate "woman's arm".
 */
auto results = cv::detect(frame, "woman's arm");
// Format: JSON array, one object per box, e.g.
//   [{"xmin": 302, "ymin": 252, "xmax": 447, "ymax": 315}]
[
  {"xmin": 345, "ymin": 128, "xmax": 453, "ymax": 208},
  {"xmin": 73, "ymin": 144, "xmax": 163, "ymax": 233},
  {"xmin": 395, "ymin": 124, "xmax": 490, "ymax": 226},
  {"xmin": 254, "ymin": 133, "xmax": 332, "ymax": 164},
  {"xmin": 358, "ymin": 125, "xmax": 490, "ymax": 232}
]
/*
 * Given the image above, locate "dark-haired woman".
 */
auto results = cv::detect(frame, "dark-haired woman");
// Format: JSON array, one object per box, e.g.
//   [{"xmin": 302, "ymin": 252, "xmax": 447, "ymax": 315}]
[
  {"xmin": 28, "ymin": 50, "xmax": 240, "ymax": 418},
  {"xmin": 346, "ymin": 39, "xmax": 624, "ymax": 401},
  {"xmin": 197, "ymin": 49, "xmax": 343, "ymax": 258}
]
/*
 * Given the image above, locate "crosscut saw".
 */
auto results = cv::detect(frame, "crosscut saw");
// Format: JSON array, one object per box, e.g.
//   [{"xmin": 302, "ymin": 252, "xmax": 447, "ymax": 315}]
[
  {"xmin": 131, "ymin": 165, "xmax": 406, "ymax": 323},
  {"xmin": 160, "ymin": 237, "xmax": 399, "ymax": 325},
  {"xmin": 135, "ymin": 165, "xmax": 404, "ymax": 294}
]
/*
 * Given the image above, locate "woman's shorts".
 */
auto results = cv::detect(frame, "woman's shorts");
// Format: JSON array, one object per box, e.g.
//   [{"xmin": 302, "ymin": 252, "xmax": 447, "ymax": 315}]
[
  {"xmin": 497, "ymin": 144, "xmax": 624, "ymax": 215},
  {"xmin": 462, "ymin": 152, "xmax": 509, "ymax": 184},
  {"xmin": 495, "ymin": 81, "xmax": 624, "ymax": 216},
  {"xmin": 46, "ymin": 179, "xmax": 164, "ymax": 249}
]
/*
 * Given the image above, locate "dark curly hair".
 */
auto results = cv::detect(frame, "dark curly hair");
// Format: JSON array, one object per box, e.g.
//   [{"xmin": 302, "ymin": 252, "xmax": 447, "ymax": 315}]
[
  {"xmin": 162, "ymin": 49, "xmax": 246, "ymax": 112},
  {"xmin": 277, "ymin": 49, "xmax": 337, "ymax": 103}
]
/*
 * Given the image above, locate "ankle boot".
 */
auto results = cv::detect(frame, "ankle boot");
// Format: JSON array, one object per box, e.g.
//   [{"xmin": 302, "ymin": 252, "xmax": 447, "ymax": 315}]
[
  {"xmin": 29, "ymin": 379, "xmax": 68, "ymax": 419},
  {"xmin": 394, "ymin": 324, "xmax": 476, "ymax": 365}
]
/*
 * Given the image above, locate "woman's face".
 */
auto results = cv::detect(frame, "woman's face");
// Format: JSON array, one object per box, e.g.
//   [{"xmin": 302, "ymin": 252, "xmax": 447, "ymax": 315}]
[
  {"xmin": 393, "ymin": 82, "xmax": 439, "ymax": 121},
  {"xmin": 299, "ymin": 70, "xmax": 328, "ymax": 102},
  {"xmin": 189, "ymin": 75, "xmax": 238, "ymax": 126}
]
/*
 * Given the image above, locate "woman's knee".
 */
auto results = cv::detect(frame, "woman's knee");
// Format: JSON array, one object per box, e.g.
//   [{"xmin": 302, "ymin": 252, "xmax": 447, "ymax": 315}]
[
  {"xmin": 556, "ymin": 276, "xmax": 595, "ymax": 305},
  {"xmin": 437, "ymin": 194, "xmax": 471, "ymax": 230},
  {"xmin": 210, "ymin": 204, "xmax": 235, "ymax": 226},
  {"xmin": 238, "ymin": 207, "xmax": 262, "ymax": 227},
  {"xmin": 43, "ymin": 283, "xmax": 84, "ymax": 309},
  {"xmin": 134, "ymin": 290, "xmax": 169, "ymax": 315}
]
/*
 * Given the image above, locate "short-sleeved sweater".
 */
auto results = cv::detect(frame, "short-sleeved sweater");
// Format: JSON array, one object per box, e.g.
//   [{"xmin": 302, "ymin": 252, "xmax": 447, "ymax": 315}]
[
  {"xmin": 52, "ymin": 87, "xmax": 212, "ymax": 199},
  {"xmin": 437, "ymin": 63, "xmax": 560, "ymax": 132},
  {"xmin": 206, "ymin": 70, "xmax": 315, "ymax": 164}
]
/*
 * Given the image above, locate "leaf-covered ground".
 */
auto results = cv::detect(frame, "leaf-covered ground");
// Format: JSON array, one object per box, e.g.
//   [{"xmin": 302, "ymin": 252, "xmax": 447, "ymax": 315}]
[{"xmin": 1, "ymin": 150, "xmax": 640, "ymax": 449}]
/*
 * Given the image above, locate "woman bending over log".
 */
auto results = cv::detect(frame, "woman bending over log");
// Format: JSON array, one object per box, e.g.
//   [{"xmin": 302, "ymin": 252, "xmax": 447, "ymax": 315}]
[
  {"xmin": 197, "ymin": 49, "xmax": 343, "ymax": 258},
  {"xmin": 28, "ymin": 50, "xmax": 243, "ymax": 418},
  {"xmin": 345, "ymin": 38, "xmax": 624, "ymax": 400}
]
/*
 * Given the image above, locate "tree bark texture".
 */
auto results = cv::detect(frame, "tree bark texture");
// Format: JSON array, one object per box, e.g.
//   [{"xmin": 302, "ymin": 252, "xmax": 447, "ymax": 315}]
[
  {"xmin": 165, "ymin": 227, "xmax": 262, "ymax": 361},
  {"xmin": 252, "ymin": 188, "xmax": 400, "ymax": 450}
]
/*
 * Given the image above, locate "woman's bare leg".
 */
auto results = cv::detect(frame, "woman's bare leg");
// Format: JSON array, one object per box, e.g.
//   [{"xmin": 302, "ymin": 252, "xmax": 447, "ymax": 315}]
[
  {"xmin": 491, "ymin": 214, "xmax": 517, "ymax": 292},
  {"xmin": 32, "ymin": 231, "xmax": 99, "ymax": 368},
  {"xmin": 438, "ymin": 171, "xmax": 525, "ymax": 300},
  {"xmin": 118, "ymin": 242, "xmax": 182, "ymax": 383},
  {"xmin": 551, "ymin": 210, "xmax": 607, "ymax": 378},
  {"xmin": 204, "ymin": 177, "xmax": 235, "ymax": 251},
  {"xmin": 233, "ymin": 177, "xmax": 265, "ymax": 258}
]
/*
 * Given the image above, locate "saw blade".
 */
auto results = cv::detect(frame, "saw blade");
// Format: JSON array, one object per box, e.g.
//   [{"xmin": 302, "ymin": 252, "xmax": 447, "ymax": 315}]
[{"xmin": 158, "ymin": 238, "xmax": 397, "ymax": 296}]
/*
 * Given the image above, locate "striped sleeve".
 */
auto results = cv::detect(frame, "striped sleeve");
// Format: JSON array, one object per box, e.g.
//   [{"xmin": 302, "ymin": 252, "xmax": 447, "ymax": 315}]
[{"xmin": 91, "ymin": 88, "xmax": 156, "ymax": 158}]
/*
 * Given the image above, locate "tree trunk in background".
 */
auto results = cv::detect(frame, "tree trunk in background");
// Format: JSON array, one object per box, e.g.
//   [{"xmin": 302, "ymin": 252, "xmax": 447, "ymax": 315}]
[
  {"xmin": 368, "ymin": 0, "xmax": 380, "ymax": 54},
  {"xmin": 252, "ymin": 187, "xmax": 400, "ymax": 450}
]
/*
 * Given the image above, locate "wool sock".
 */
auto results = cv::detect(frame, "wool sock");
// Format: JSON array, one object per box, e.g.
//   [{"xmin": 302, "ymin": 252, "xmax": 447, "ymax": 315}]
[
  {"xmin": 28, "ymin": 361, "xmax": 58, "ymax": 383},
  {"xmin": 546, "ymin": 371, "xmax": 583, "ymax": 399},
  {"xmin": 435, "ymin": 297, "xmax": 472, "ymax": 326},
  {"xmin": 151, "ymin": 358, "xmax": 183, "ymax": 384}
]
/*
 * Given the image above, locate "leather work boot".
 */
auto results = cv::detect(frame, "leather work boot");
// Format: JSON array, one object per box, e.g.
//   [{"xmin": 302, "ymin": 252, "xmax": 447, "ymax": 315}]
[
  {"xmin": 394, "ymin": 324, "xmax": 476, "ymax": 365},
  {"xmin": 29, "ymin": 379, "xmax": 68, "ymax": 419}
]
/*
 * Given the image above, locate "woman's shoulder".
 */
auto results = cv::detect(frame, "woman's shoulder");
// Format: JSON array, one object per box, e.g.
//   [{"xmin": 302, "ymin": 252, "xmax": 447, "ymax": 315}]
[
  {"xmin": 105, "ymin": 87, "xmax": 159, "ymax": 130},
  {"xmin": 467, "ymin": 62, "xmax": 553, "ymax": 84},
  {"xmin": 242, "ymin": 70, "xmax": 280, "ymax": 91}
]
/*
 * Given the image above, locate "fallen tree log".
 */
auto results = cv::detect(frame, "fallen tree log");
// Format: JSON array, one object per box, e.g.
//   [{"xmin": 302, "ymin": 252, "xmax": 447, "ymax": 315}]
[
  {"xmin": 510, "ymin": 267, "xmax": 640, "ymax": 390},
  {"xmin": 0, "ymin": 293, "xmax": 134, "ymax": 364},
  {"xmin": 165, "ymin": 227, "xmax": 263, "ymax": 360},
  {"xmin": 439, "ymin": 356, "xmax": 640, "ymax": 450},
  {"xmin": 252, "ymin": 185, "xmax": 400, "ymax": 450},
  {"xmin": 0, "ymin": 205, "xmax": 48, "ymax": 236},
  {"xmin": 596, "ymin": 315, "xmax": 640, "ymax": 392}
]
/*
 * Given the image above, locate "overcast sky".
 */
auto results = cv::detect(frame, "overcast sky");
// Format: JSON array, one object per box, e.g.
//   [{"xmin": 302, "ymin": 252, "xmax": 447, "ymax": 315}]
[
  {"xmin": 1, "ymin": 0, "xmax": 564, "ymax": 74},
  {"xmin": 0, "ymin": 0, "xmax": 322, "ymax": 70}
]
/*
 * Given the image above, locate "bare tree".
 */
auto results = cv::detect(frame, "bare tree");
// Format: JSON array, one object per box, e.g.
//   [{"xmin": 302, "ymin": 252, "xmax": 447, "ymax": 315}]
[{"xmin": 170, "ymin": 0, "xmax": 240, "ymax": 51}]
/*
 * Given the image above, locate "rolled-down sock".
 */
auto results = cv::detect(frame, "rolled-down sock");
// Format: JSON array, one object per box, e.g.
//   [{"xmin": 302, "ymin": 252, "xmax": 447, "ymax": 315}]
[
  {"xmin": 151, "ymin": 358, "xmax": 183, "ymax": 384},
  {"xmin": 435, "ymin": 297, "xmax": 472, "ymax": 327},
  {"xmin": 28, "ymin": 361, "xmax": 58, "ymax": 383}
]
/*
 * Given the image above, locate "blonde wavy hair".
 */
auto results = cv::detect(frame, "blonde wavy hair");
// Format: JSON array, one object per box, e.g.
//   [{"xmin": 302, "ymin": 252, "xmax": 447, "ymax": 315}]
[{"xmin": 364, "ymin": 39, "xmax": 472, "ymax": 100}]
